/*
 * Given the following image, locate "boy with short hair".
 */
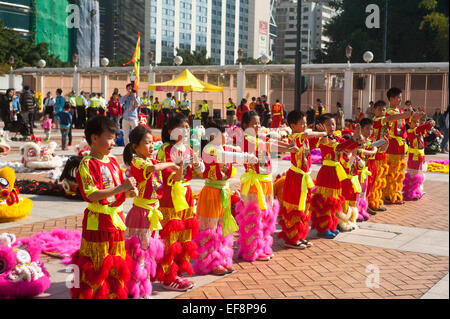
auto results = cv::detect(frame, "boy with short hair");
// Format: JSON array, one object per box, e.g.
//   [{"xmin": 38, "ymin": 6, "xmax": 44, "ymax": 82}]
[
  {"xmin": 383, "ymin": 89, "xmax": 423, "ymax": 205},
  {"xmin": 70, "ymin": 116, "xmax": 138, "ymax": 299},
  {"xmin": 278, "ymin": 110, "xmax": 327, "ymax": 248}
]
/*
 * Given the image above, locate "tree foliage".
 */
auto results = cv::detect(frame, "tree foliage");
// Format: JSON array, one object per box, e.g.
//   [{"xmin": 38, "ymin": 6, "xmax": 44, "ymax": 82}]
[
  {"xmin": 321, "ymin": 0, "xmax": 449, "ymax": 63},
  {"xmin": 158, "ymin": 48, "xmax": 214, "ymax": 66},
  {"xmin": 0, "ymin": 20, "xmax": 70, "ymax": 75}
]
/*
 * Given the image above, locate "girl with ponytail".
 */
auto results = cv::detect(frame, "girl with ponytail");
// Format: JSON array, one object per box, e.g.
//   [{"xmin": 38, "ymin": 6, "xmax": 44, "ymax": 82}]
[{"xmin": 122, "ymin": 125, "xmax": 180, "ymax": 299}]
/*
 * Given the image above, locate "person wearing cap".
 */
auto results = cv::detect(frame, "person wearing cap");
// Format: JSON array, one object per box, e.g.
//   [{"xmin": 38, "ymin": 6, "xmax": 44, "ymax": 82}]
[{"xmin": 180, "ymin": 93, "xmax": 191, "ymax": 119}]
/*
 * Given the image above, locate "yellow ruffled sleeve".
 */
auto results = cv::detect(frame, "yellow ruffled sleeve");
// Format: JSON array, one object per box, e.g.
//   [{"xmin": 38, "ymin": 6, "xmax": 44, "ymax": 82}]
[{"xmin": 78, "ymin": 157, "xmax": 98, "ymax": 198}]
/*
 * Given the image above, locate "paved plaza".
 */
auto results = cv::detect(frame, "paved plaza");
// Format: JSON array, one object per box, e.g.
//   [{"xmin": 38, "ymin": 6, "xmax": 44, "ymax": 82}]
[{"xmin": 0, "ymin": 127, "xmax": 448, "ymax": 299}]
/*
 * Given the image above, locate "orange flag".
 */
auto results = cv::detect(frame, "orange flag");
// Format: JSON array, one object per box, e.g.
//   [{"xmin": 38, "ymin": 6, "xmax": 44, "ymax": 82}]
[{"xmin": 123, "ymin": 32, "xmax": 141, "ymax": 91}]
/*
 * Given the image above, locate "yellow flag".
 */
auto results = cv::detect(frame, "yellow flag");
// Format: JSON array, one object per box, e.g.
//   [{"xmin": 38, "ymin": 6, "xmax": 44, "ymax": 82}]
[{"xmin": 123, "ymin": 32, "xmax": 141, "ymax": 91}]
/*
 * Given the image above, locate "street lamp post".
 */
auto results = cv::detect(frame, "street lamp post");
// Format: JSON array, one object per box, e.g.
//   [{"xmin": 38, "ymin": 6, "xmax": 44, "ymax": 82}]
[
  {"xmin": 148, "ymin": 51, "xmax": 154, "ymax": 97},
  {"xmin": 100, "ymin": 57, "xmax": 109, "ymax": 96},
  {"xmin": 363, "ymin": 51, "xmax": 374, "ymax": 113},
  {"xmin": 8, "ymin": 56, "xmax": 15, "ymax": 89},
  {"xmin": 37, "ymin": 60, "xmax": 46, "ymax": 112},
  {"xmin": 294, "ymin": 0, "xmax": 303, "ymax": 112},
  {"xmin": 343, "ymin": 45, "xmax": 354, "ymax": 119},
  {"xmin": 260, "ymin": 54, "xmax": 270, "ymax": 98},
  {"xmin": 173, "ymin": 55, "xmax": 183, "ymax": 100},
  {"xmin": 72, "ymin": 53, "xmax": 79, "ymax": 94},
  {"xmin": 90, "ymin": 8, "xmax": 97, "ymax": 93},
  {"xmin": 237, "ymin": 48, "xmax": 245, "ymax": 106}
]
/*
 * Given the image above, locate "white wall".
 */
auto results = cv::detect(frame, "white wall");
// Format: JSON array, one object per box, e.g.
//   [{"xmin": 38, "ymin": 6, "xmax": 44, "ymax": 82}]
[{"xmin": 0, "ymin": 75, "xmax": 23, "ymax": 93}]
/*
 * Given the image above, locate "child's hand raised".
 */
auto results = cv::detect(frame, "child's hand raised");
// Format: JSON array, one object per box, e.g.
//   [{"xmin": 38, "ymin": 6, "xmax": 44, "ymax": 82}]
[
  {"xmin": 315, "ymin": 123, "xmax": 326, "ymax": 132},
  {"xmin": 126, "ymin": 188, "xmax": 138, "ymax": 198}
]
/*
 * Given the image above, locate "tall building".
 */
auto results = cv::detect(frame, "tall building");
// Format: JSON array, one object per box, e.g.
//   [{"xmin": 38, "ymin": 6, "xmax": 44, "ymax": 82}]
[
  {"xmin": 99, "ymin": 0, "xmax": 274, "ymax": 66},
  {"xmin": 0, "ymin": 0, "xmax": 75, "ymax": 62},
  {"xmin": 99, "ymin": 0, "xmax": 147, "ymax": 65},
  {"xmin": 275, "ymin": 0, "xmax": 337, "ymax": 63}
]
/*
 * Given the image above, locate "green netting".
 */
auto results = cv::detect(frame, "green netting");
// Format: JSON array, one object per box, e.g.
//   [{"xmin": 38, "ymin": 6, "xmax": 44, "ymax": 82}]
[{"xmin": 33, "ymin": 0, "xmax": 74, "ymax": 62}]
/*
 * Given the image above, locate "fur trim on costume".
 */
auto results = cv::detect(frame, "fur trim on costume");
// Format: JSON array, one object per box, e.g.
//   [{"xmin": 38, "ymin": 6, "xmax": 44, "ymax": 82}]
[
  {"xmin": 357, "ymin": 198, "xmax": 370, "ymax": 221},
  {"xmin": 384, "ymin": 157, "xmax": 406, "ymax": 203},
  {"xmin": 184, "ymin": 218, "xmax": 200, "ymax": 239},
  {"xmin": 125, "ymin": 235, "xmax": 165, "ymax": 299},
  {"xmin": 278, "ymin": 207, "xmax": 311, "ymax": 244},
  {"xmin": 403, "ymin": 172, "xmax": 425, "ymax": 201},
  {"xmin": 337, "ymin": 205, "xmax": 359, "ymax": 232},
  {"xmin": 261, "ymin": 200, "xmax": 279, "ymax": 256},
  {"xmin": 310, "ymin": 194, "xmax": 342, "ymax": 233},
  {"xmin": 235, "ymin": 201, "xmax": 265, "ymax": 262},
  {"xmin": 159, "ymin": 219, "xmax": 185, "ymax": 239},
  {"xmin": 192, "ymin": 229, "xmax": 222, "ymax": 275},
  {"xmin": 70, "ymin": 252, "xmax": 131, "ymax": 299}
]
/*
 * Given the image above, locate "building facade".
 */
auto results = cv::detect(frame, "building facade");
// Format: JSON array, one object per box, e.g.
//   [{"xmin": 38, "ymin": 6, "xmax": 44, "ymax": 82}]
[
  {"xmin": 0, "ymin": 0, "xmax": 74, "ymax": 62},
  {"xmin": 275, "ymin": 0, "xmax": 337, "ymax": 63}
]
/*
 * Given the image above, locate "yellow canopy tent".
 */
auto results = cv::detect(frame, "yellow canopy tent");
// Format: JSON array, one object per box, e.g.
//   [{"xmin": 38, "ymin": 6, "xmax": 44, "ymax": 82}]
[
  {"xmin": 148, "ymin": 69, "xmax": 224, "ymax": 118},
  {"xmin": 148, "ymin": 69, "xmax": 223, "ymax": 92}
]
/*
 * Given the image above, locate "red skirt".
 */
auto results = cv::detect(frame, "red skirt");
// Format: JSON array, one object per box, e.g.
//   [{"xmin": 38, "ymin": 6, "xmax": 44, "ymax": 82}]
[{"xmin": 341, "ymin": 178, "xmax": 358, "ymax": 202}]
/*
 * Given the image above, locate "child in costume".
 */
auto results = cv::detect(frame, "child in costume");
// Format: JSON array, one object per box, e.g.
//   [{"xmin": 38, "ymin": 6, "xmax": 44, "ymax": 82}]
[
  {"xmin": 356, "ymin": 118, "xmax": 387, "ymax": 221},
  {"xmin": 310, "ymin": 114, "xmax": 360, "ymax": 239},
  {"xmin": 156, "ymin": 113, "xmax": 204, "ymax": 291},
  {"xmin": 403, "ymin": 119, "xmax": 435, "ymax": 201},
  {"xmin": 123, "ymin": 126, "xmax": 180, "ymax": 298},
  {"xmin": 383, "ymin": 88, "xmax": 424, "ymax": 205},
  {"xmin": 368, "ymin": 100, "xmax": 419, "ymax": 212},
  {"xmin": 235, "ymin": 110, "xmax": 299, "ymax": 262},
  {"xmin": 193, "ymin": 119, "xmax": 258, "ymax": 275},
  {"xmin": 339, "ymin": 141, "xmax": 365, "ymax": 231},
  {"xmin": 278, "ymin": 110, "xmax": 327, "ymax": 249},
  {"xmin": 71, "ymin": 116, "xmax": 138, "ymax": 299}
]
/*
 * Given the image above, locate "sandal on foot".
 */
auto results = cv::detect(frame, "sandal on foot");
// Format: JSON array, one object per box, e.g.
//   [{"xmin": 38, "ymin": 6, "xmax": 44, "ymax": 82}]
[
  {"xmin": 301, "ymin": 240, "xmax": 313, "ymax": 248},
  {"xmin": 257, "ymin": 255, "xmax": 271, "ymax": 261},
  {"xmin": 285, "ymin": 242, "xmax": 306, "ymax": 249},
  {"xmin": 178, "ymin": 276, "xmax": 194, "ymax": 289},
  {"xmin": 224, "ymin": 265, "xmax": 236, "ymax": 274},
  {"xmin": 212, "ymin": 266, "xmax": 228, "ymax": 276}
]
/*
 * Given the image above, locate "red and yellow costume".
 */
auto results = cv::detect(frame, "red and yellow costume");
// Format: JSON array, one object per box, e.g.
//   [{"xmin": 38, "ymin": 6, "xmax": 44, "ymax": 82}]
[
  {"xmin": 338, "ymin": 152, "xmax": 362, "ymax": 231},
  {"xmin": 71, "ymin": 155, "xmax": 131, "ymax": 299},
  {"xmin": 356, "ymin": 140, "xmax": 374, "ymax": 221},
  {"xmin": 383, "ymin": 107, "xmax": 409, "ymax": 203},
  {"xmin": 278, "ymin": 133, "xmax": 315, "ymax": 245},
  {"xmin": 155, "ymin": 143, "xmax": 201, "ymax": 284},
  {"xmin": 193, "ymin": 145, "xmax": 238, "ymax": 274},
  {"xmin": 310, "ymin": 136, "xmax": 358, "ymax": 234},
  {"xmin": 271, "ymin": 103, "xmax": 284, "ymax": 128},
  {"xmin": 368, "ymin": 116, "xmax": 389, "ymax": 210},
  {"xmin": 403, "ymin": 121, "xmax": 433, "ymax": 200},
  {"xmin": 125, "ymin": 157, "xmax": 165, "ymax": 299},
  {"xmin": 235, "ymin": 134, "xmax": 279, "ymax": 261}
]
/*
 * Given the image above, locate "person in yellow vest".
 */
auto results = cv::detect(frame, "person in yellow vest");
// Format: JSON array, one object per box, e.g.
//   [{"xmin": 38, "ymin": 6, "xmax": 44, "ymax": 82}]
[
  {"xmin": 152, "ymin": 96, "xmax": 160, "ymax": 128},
  {"xmin": 271, "ymin": 99, "xmax": 284, "ymax": 128},
  {"xmin": 140, "ymin": 91, "xmax": 152, "ymax": 126},
  {"xmin": 225, "ymin": 97, "xmax": 237, "ymax": 126},
  {"xmin": 68, "ymin": 90, "xmax": 78, "ymax": 128},
  {"xmin": 98, "ymin": 93, "xmax": 107, "ymax": 116},
  {"xmin": 75, "ymin": 91, "xmax": 88, "ymax": 128},
  {"xmin": 162, "ymin": 93, "xmax": 174, "ymax": 124},
  {"xmin": 201, "ymin": 100, "xmax": 209, "ymax": 125},
  {"xmin": 195, "ymin": 104, "xmax": 203, "ymax": 121},
  {"xmin": 180, "ymin": 93, "xmax": 191, "ymax": 119},
  {"xmin": 87, "ymin": 93, "xmax": 99, "ymax": 121}
]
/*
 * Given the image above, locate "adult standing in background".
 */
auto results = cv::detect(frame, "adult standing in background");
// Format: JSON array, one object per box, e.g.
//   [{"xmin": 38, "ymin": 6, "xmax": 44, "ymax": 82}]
[
  {"xmin": 121, "ymin": 83, "xmax": 141, "ymax": 144},
  {"xmin": 19, "ymin": 85, "xmax": 36, "ymax": 136},
  {"xmin": 261, "ymin": 95, "xmax": 271, "ymax": 128},
  {"xmin": 335, "ymin": 102, "xmax": 345, "ymax": 130},
  {"xmin": 440, "ymin": 106, "xmax": 449, "ymax": 153},
  {"xmin": 0, "ymin": 88, "xmax": 15, "ymax": 140},
  {"xmin": 366, "ymin": 101, "xmax": 375, "ymax": 120},
  {"xmin": 107, "ymin": 92, "xmax": 122, "ymax": 130},
  {"xmin": 225, "ymin": 97, "xmax": 237, "ymax": 126},
  {"xmin": 75, "ymin": 91, "xmax": 88, "ymax": 129},
  {"xmin": 236, "ymin": 98, "xmax": 249, "ymax": 126},
  {"xmin": 54, "ymin": 89, "xmax": 66, "ymax": 129},
  {"xmin": 43, "ymin": 91, "xmax": 56, "ymax": 121}
]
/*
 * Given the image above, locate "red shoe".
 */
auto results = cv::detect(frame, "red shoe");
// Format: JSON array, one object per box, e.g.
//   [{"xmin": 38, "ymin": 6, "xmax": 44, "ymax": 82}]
[
  {"xmin": 212, "ymin": 266, "xmax": 228, "ymax": 276},
  {"xmin": 393, "ymin": 200, "xmax": 405, "ymax": 205},
  {"xmin": 162, "ymin": 278, "xmax": 191, "ymax": 292},
  {"xmin": 224, "ymin": 265, "xmax": 236, "ymax": 274},
  {"xmin": 178, "ymin": 276, "xmax": 194, "ymax": 289}
]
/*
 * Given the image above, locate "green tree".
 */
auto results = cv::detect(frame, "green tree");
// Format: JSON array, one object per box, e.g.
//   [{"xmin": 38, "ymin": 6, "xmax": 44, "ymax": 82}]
[
  {"xmin": 158, "ymin": 48, "xmax": 214, "ymax": 66},
  {"xmin": 321, "ymin": 0, "xmax": 448, "ymax": 63},
  {"xmin": 0, "ymin": 19, "xmax": 69, "ymax": 75}
]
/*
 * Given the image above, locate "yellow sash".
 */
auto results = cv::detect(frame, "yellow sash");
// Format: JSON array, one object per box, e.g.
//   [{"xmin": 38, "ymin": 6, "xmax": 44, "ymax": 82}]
[
  {"xmin": 168, "ymin": 180, "xmax": 190, "ymax": 213},
  {"xmin": 323, "ymin": 160, "xmax": 347, "ymax": 182},
  {"xmin": 241, "ymin": 171, "xmax": 272, "ymax": 210},
  {"xmin": 408, "ymin": 148, "xmax": 425, "ymax": 161},
  {"xmin": 289, "ymin": 166, "xmax": 315, "ymax": 211},
  {"xmin": 87, "ymin": 203, "xmax": 126, "ymax": 231},
  {"xmin": 347, "ymin": 175, "xmax": 362, "ymax": 193},
  {"xmin": 133, "ymin": 197, "xmax": 163, "ymax": 231},
  {"xmin": 359, "ymin": 166, "xmax": 372, "ymax": 184}
]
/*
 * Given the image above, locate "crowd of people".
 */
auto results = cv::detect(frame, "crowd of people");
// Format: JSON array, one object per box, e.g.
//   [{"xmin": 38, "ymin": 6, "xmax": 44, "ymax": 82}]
[{"xmin": 60, "ymin": 84, "xmax": 449, "ymax": 299}]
